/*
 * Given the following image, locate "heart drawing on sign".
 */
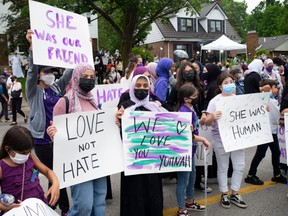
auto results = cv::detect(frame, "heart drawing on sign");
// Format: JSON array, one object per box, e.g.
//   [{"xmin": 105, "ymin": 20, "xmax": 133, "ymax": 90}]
[{"xmin": 176, "ymin": 121, "xmax": 187, "ymax": 135}]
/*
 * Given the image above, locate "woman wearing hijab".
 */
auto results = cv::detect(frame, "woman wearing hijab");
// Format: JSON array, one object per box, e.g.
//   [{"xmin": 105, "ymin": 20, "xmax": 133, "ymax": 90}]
[
  {"xmin": 146, "ymin": 62, "xmax": 158, "ymax": 94},
  {"xmin": 243, "ymin": 59, "xmax": 263, "ymax": 94},
  {"xmin": 47, "ymin": 63, "xmax": 106, "ymax": 216},
  {"xmin": 116, "ymin": 75, "xmax": 166, "ymax": 216}
]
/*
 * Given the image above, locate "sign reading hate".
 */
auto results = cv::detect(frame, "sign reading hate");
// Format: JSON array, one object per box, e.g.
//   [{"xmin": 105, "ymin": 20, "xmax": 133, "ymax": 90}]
[
  {"xmin": 29, "ymin": 0, "xmax": 94, "ymax": 68},
  {"xmin": 53, "ymin": 108, "xmax": 123, "ymax": 188},
  {"xmin": 122, "ymin": 111, "xmax": 193, "ymax": 175},
  {"xmin": 217, "ymin": 93, "xmax": 273, "ymax": 152}
]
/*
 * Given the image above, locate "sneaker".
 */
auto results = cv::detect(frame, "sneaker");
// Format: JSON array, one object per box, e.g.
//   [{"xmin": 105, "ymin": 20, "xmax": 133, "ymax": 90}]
[
  {"xmin": 185, "ymin": 200, "xmax": 205, "ymax": 211},
  {"xmin": 245, "ymin": 175, "xmax": 264, "ymax": 185},
  {"xmin": 220, "ymin": 194, "xmax": 230, "ymax": 209},
  {"xmin": 230, "ymin": 194, "xmax": 247, "ymax": 208},
  {"xmin": 177, "ymin": 209, "xmax": 190, "ymax": 216},
  {"xmin": 271, "ymin": 173, "xmax": 287, "ymax": 184},
  {"xmin": 195, "ymin": 182, "xmax": 213, "ymax": 193},
  {"xmin": 10, "ymin": 122, "xmax": 17, "ymax": 126}
]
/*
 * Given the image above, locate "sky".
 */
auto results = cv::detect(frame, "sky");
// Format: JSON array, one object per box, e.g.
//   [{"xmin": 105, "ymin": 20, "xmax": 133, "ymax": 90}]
[{"xmin": 235, "ymin": 0, "xmax": 262, "ymax": 14}]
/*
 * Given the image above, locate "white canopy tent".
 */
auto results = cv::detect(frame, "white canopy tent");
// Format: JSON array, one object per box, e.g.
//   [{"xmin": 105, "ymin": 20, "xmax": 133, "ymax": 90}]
[{"xmin": 201, "ymin": 35, "xmax": 247, "ymax": 62}]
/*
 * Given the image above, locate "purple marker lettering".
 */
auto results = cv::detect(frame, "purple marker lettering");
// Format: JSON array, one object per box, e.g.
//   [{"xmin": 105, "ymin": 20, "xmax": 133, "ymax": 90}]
[
  {"xmin": 56, "ymin": 12, "xmax": 65, "ymax": 28},
  {"xmin": 81, "ymin": 54, "xmax": 88, "ymax": 63},
  {"xmin": 46, "ymin": 10, "xmax": 55, "ymax": 28},
  {"xmin": 74, "ymin": 53, "xmax": 80, "ymax": 64},
  {"xmin": 55, "ymin": 48, "xmax": 62, "ymax": 60},
  {"xmin": 48, "ymin": 47, "xmax": 54, "ymax": 59},
  {"xmin": 66, "ymin": 15, "xmax": 77, "ymax": 30},
  {"xmin": 34, "ymin": 29, "xmax": 45, "ymax": 40},
  {"xmin": 75, "ymin": 39, "xmax": 81, "ymax": 47}
]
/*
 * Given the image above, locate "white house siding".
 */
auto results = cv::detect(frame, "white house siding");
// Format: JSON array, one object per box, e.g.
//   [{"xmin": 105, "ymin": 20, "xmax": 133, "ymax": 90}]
[
  {"xmin": 170, "ymin": 17, "xmax": 178, "ymax": 31},
  {"xmin": 199, "ymin": 19, "xmax": 207, "ymax": 32},
  {"xmin": 144, "ymin": 22, "xmax": 164, "ymax": 44},
  {"xmin": 207, "ymin": 7, "xmax": 226, "ymax": 20}
]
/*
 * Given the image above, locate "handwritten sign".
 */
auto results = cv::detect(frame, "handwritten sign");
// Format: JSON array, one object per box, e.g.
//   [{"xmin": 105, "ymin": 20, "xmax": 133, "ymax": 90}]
[
  {"xmin": 122, "ymin": 111, "xmax": 192, "ymax": 175},
  {"xmin": 284, "ymin": 114, "xmax": 288, "ymax": 165},
  {"xmin": 277, "ymin": 127, "xmax": 287, "ymax": 165},
  {"xmin": 53, "ymin": 108, "xmax": 123, "ymax": 188},
  {"xmin": 5, "ymin": 198, "xmax": 59, "ymax": 216},
  {"xmin": 217, "ymin": 93, "xmax": 273, "ymax": 152},
  {"xmin": 195, "ymin": 124, "xmax": 213, "ymax": 166},
  {"xmin": 29, "ymin": 0, "xmax": 94, "ymax": 68},
  {"xmin": 91, "ymin": 83, "xmax": 129, "ymax": 109}
]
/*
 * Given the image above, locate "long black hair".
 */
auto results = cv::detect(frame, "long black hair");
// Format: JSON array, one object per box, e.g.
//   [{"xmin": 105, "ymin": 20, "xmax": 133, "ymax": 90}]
[
  {"xmin": 177, "ymin": 83, "xmax": 198, "ymax": 110},
  {"xmin": 0, "ymin": 126, "xmax": 34, "ymax": 159}
]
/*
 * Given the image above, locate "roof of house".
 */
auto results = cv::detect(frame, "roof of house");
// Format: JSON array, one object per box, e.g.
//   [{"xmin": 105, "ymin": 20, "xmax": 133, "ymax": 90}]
[{"xmin": 258, "ymin": 34, "xmax": 288, "ymax": 51}]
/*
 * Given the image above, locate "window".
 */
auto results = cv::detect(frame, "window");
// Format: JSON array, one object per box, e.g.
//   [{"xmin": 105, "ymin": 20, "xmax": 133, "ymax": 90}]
[
  {"xmin": 178, "ymin": 18, "xmax": 195, "ymax": 32},
  {"xmin": 209, "ymin": 20, "xmax": 224, "ymax": 33}
]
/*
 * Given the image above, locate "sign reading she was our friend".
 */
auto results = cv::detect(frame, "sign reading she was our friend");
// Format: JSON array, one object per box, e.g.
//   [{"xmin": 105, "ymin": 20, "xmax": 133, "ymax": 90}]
[
  {"xmin": 217, "ymin": 93, "xmax": 273, "ymax": 152},
  {"xmin": 122, "ymin": 111, "xmax": 193, "ymax": 176},
  {"xmin": 29, "ymin": 0, "xmax": 94, "ymax": 69},
  {"xmin": 277, "ymin": 126, "xmax": 287, "ymax": 165},
  {"xmin": 284, "ymin": 114, "xmax": 288, "ymax": 165},
  {"xmin": 53, "ymin": 108, "xmax": 123, "ymax": 188}
]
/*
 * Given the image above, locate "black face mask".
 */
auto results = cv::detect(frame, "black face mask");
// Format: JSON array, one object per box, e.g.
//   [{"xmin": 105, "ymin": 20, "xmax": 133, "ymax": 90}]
[
  {"xmin": 79, "ymin": 78, "xmax": 95, "ymax": 93},
  {"xmin": 184, "ymin": 71, "xmax": 195, "ymax": 81},
  {"xmin": 134, "ymin": 89, "xmax": 149, "ymax": 100}
]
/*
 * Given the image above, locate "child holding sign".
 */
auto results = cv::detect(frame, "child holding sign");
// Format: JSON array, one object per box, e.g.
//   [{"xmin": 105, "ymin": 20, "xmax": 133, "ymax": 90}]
[
  {"xmin": 205, "ymin": 73, "xmax": 247, "ymax": 209},
  {"xmin": 0, "ymin": 126, "xmax": 59, "ymax": 215},
  {"xmin": 176, "ymin": 84, "xmax": 210, "ymax": 216}
]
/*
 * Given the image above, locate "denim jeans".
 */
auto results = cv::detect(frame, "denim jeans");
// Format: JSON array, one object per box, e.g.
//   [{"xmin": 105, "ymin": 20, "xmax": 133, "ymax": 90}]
[
  {"xmin": 176, "ymin": 156, "xmax": 195, "ymax": 209},
  {"xmin": 213, "ymin": 139, "xmax": 245, "ymax": 193},
  {"xmin": 69, "ymin": 177, "xmax": 107, "ymax": 216}
]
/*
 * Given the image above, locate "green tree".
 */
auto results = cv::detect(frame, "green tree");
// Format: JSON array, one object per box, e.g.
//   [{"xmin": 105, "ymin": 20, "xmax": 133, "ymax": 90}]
[{"xmin": 2, "ymin": 0, "xmax": 207, "ymax": 67}]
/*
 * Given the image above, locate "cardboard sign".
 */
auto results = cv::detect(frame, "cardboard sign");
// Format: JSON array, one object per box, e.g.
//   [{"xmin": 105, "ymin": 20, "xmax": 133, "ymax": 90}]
[
  {"xmin": 122, "ymin": 111, "xmax": 193, "ymax": 175},
  {"xmin": 284, "ymin": 114, "xmax": 288, "ymax": 165},
  {"xmin": 53, "ymin": 108, "xmax": 123, "ymax": 188},
  {"xmin": 195, "ymin": 124, "xmax": 213, "ymax": 166},
  {"xmin": 29, "ymin": 0, "xmax": 94, "ymax": 68},
  {"xmin": 5, "ymin": 198, "xmax": 59, "ymax": 216},
  {"xmin": 217, "ymin": 93, "xmax": 273, "ymax": 152},
  {"xmin": 277, "ymin": 127, "xmax": 287, "ymax": 164}
]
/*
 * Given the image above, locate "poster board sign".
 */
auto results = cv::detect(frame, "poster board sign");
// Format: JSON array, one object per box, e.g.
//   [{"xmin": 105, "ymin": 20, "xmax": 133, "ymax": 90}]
[
  {"xmin": 91, "ymin": 83, "xmax": 129, "ymax": 109},
  {"xmin": 29, "ymin": 0, "xmax": 94, "ymax": 68},
  {"xmin": 278, "ymin": 127, "xmax": 287, "ymax": 164},
  {"xmin": 195, "ymin": 124, "xmax": 213, "ymax": 166},
  {"xmin": 122, "ymin": 111, "xmax": 192, "ymax": 175},
  {"xmin": 284, "ymin": 114, "xmax": 288, "ymax": 165},
  {"xmin": 5, "ymin": 198, "xmax": 59, "ymax": 216},
  {"xmin": 53, "ymin": 108, "xmax": 123, "ymax": 188},
  {"xmin": 217, "ymin": 93, "xmax": 273, "ymax": 152}
]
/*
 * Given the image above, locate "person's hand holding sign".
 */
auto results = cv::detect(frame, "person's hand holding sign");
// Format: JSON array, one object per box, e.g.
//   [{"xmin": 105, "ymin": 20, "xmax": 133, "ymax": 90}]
[{"xmin": 26, "ymin": 29, "xmax": 34, "ymax": 50}]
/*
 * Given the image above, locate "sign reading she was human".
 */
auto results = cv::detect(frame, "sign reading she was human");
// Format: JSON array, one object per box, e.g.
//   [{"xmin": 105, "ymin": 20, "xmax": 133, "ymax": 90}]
[
  {"xmin": 122, "ymin": 111, "xmax": 193, "ymax": 175},
  {"xmin": 53, "ymin": 108, "xmax": 123, "ymax": 188},
  {"xmin": 29, "ymin": 0, "xmax": 93, "ymax": 68},
  {"xmin": 5, "ymin": 198, "xmax": 59, "ymax": 216},
  {"xmin": 216, "ymin": 93, "xmax": 273, "ymax": 152}
]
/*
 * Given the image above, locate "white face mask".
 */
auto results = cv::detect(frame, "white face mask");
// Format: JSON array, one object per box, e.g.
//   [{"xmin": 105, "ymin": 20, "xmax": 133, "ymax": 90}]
[
  {"xmin": 9, "ymin": 151, "xmax": 30, "ymax": 164},
  {"xmin": 40, "ymin": 74, "xmax": 55, "ymax": 86}
]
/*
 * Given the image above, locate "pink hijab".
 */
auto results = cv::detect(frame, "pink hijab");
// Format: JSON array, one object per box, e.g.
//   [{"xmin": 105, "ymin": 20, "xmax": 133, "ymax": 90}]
[
  {"xmin": 146, "ymin": 62, "xmax": 157, "ymax": 93},
  {"xmin": 65, "ymin": 63, "xmax": 98, "ymax": 113}
]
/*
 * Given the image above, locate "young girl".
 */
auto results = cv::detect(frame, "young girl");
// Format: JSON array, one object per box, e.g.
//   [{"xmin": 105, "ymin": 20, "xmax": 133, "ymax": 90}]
[
  {"xmin": 176, "ymin": 84, "xmax": 210, "ymax": 216},
  {"xmin": 116, "ymin": 75, "xmax": 166, "ymax": 216},
  {"xmin": 205, "ymin": 73, "xmax": 247, "ymax": 209},
  {"xmin": 0, "ymin": 126, "xmax": 59, "ymax": 214}
]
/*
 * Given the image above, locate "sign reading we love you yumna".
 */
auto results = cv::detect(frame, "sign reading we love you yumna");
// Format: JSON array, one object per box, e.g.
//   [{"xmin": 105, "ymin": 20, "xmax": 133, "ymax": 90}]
[{"xmin": 29, "ymin": 0, "xmax": 94, "ymax": 69}]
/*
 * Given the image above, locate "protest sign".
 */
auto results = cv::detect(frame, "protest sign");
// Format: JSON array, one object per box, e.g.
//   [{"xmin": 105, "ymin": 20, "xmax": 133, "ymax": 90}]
[
  {"xmin": 91, "ymin": 83, "xmax": 129, "ymax": 109},
  {"xmin": 29, "ymin": 0, "xmax": 93, "ymax": 68},
  {"xmin": 195, "ymin": 124, "xmax": 213, "ymax": 166},
  {"xmin": 5, "ymin": 198, "xmax": 59, "ymax": 216},
  {"xmin": 53, "ymin": 108, "xmax": 123, "ymax": 188},
  {"xmin": 122, "ymin": 111, "xmax": 192, "ymax": 175},
  {"xmin": 284, "ymin": 114, "xmax": 288, "ymax": 165},
  {"xmin": 278, "ymin": 126, "xmax": 287, "ymax": 164},
  {"xmin": 217, "ymin": 93, "xmax": 273, "ymax": 152}
]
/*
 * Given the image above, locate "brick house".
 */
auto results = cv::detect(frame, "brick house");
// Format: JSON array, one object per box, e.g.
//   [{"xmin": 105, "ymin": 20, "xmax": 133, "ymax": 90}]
[{"xmin": 144, "ymin": 2, "xmax": 241, "ymax": 62}]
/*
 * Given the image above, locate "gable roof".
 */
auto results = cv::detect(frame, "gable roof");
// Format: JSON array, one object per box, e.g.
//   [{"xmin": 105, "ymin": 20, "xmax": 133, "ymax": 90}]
[{"xmin": 258, "ymin": 34, "xmax": 288, "ymax": 51}]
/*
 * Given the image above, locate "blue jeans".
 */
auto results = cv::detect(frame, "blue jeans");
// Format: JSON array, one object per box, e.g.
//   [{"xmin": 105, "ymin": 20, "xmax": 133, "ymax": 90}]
[
  {"xmin": 176, "ymin": 156, "xmax": 195, "ymax": 209},
  {"xmin": 69, "ymin": 177, "xmax": 107, "ymax": 216}
]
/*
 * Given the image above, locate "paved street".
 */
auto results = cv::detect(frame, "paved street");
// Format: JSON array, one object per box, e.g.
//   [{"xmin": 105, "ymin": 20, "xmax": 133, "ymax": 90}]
[{"xmin": 0, "ymin": 98, "xmax": 287, "ymax": 216}]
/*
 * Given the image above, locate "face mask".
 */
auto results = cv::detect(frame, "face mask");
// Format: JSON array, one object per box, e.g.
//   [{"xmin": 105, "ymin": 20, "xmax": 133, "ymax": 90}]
[
  {"xmin": 270, "ymin": 90, "xmax": 275, "ymax": 99},
  {"xmin": 273, "ymin": 66, "xmax": 279, "ymax": 71},
  {"xmin": 9, "ymin": 151, "xmax": 30, "ymax": 164},
  {"xmin": 222, "ymin": 83, "xmax": 236, "ymax": 94},
  {"xmin": 79, "ymin": 78, "xmax": 95, "ymax": 93},
  {"xmin": 134, "ymin": 89, "xmax": 149, "ymax": 100},
  {"xmin": 41, "ymin": 74, "xmax": 55, "ymax": 86},
  {"xmin": 111, "ymin": 69, "xmax": 115, "ymax": 73},
  {"xmin": 184, "ymin": 71, "xmax": 195, "ymax": 81},
  {"xmin": 266, "ymin": 66, "xmax": 273, "ymax": 73}
]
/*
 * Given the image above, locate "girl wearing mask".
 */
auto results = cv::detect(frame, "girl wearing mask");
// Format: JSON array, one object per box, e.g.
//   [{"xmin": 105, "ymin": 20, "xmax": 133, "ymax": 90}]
[
  {"xmin": 47, "ymin": 63, "xmax": 106, "ymax": 216},
  {"xmin": 205, "ymin": 73, "xmax": 247, "ymax": 209},
  {"xmin": 25, "ymin": 29, "xmax": 71, "ymax": 216},
  {"xmin": 116, "ymin": 75, "xmax": 166, "ymax": 216}
]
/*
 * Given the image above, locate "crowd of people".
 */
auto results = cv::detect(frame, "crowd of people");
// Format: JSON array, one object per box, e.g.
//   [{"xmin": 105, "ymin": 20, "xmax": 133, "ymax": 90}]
[{"xmin": 0, "ymin": 29, "xmax": 288, "ymax": 216}]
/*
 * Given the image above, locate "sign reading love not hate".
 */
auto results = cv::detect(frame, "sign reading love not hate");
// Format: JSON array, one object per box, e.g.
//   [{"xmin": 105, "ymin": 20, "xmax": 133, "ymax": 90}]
[
  {"xmin": 53, "ymin": 108, "xmax": 123, "ymax": 188},
  {"xmin": 29, "ymin": 0, "xmax": 94, "ymax": 69},
  {"xmin": 216, "ymin": 93, "xmax": 273, "ymax": 152},
  {"xmin": 122, "ymin": 111, "xmax": 193, "ymax": 175}
]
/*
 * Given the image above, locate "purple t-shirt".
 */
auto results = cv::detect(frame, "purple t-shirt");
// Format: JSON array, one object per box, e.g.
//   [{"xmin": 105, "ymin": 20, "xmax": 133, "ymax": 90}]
[
  {"xmin": 34, "ymin": 88, "xmax": 61, "ymax": 144},
  {"xmin": 178, "ymin": 104, "xmax": 198, "ymax": 156}
]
